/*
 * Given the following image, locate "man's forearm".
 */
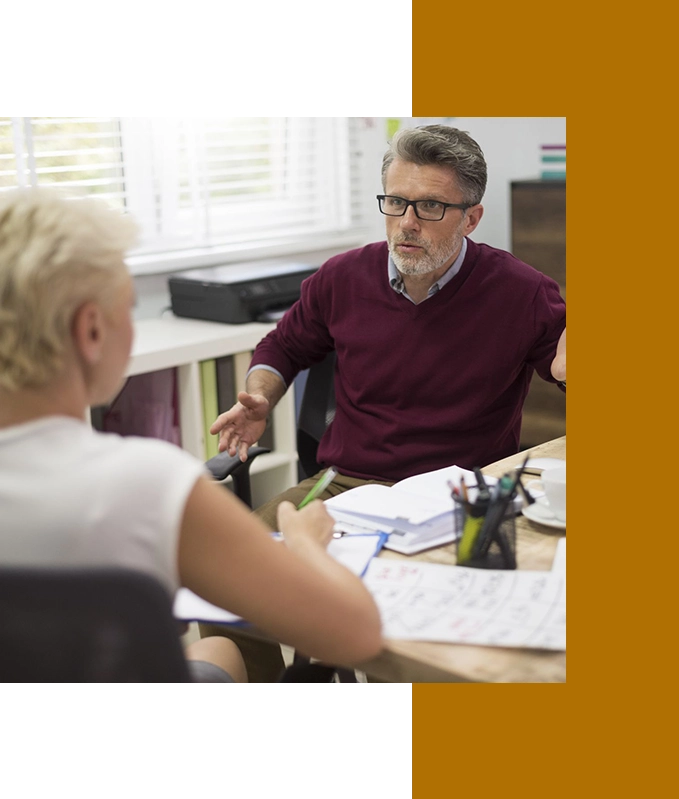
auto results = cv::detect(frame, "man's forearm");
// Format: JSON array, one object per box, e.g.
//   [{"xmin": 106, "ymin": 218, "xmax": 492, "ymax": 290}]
[{"xmin": 245, "ymin": 368, "xmax": 287, "ymax": 411}]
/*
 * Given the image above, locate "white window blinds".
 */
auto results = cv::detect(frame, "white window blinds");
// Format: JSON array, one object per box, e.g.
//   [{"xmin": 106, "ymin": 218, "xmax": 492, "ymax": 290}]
[{"xmin": 0, "ymin": 117, "xmax": 373, "ymax": 274}]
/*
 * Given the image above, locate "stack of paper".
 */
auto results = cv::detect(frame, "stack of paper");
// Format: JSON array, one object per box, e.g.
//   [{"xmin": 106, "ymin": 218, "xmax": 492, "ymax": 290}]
[
  {"xmin": 326, "ymin": 465, "xmax": 514, "ymax": 555},
  {"xmin": 326, "ymin": 484, "xmax": 454, "ymax": 555}
]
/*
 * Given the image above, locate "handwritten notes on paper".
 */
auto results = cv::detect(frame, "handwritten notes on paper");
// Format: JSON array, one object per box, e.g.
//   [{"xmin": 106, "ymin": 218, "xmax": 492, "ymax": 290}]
[{"xmin": 363, "ymin": 560, "xmax": 565, "ymax": 651}]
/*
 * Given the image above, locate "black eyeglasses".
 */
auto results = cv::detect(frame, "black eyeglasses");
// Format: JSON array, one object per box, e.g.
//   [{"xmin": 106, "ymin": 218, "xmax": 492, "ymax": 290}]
[{"xmin": 376, "ymin": 194, "xmax": 473, "ymax": 221}]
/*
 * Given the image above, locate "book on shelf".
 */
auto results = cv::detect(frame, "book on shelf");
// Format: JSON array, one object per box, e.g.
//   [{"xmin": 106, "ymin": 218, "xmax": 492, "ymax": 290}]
[
  {"xmin": 540, "ymin": 143, "xmax": 566, "ymax": 180},
  {"xmin": 93, "ymin": 368, "xmax": 181, "ymax": 446},
  {"xmin": 540, "ymin": 144, "xmax": 566, "ymax": 154},
  {"xmin": 541, "ymin": 170, "xmax": 566, "ymax": 180},
  {"xmin": 200, "ymin": 360, "xmax": 219, "ymax": 461},
  {"xmin": 325, "ymin": 465, "xmax": 520, "ymax": 556},
  {"xmin": 215, "ymin": 355, "xmax": 236, "ymax": 413}
]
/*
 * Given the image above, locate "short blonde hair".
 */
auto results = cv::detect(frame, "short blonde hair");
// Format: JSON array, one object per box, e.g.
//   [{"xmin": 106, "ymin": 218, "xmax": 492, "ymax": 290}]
[{"xmin": 0, "ymin": 188, "xmax": 139, "ymax": 390}]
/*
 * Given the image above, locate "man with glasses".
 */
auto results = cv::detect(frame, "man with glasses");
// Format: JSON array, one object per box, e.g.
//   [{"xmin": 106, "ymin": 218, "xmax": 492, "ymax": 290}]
[{"xmin": 205, "ymin": 124, "xmax": 566, "ymax": 680}]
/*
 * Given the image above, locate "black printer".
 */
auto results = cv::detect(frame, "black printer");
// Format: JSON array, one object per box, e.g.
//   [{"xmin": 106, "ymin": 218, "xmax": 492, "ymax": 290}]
[{"xmin": 168, "ymin": 261, "xmax": 318, "ymax": 324}]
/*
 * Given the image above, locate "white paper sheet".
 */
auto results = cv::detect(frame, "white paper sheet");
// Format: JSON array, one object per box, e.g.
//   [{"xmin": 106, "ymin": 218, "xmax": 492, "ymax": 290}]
[
  {"xmin": 363, "ymin": 559, "xmax": 566, "ymax": 650},
  {"xmin": 551, "ymin": 538, "xmax": 566, "ymax": 574},
  {"xmin": 325, "ymin": 484, "xmax": 451, "ymax": 526},
  {"xmin": 395, "ymin": 465, "xmax": 524, "ymax": 511}
]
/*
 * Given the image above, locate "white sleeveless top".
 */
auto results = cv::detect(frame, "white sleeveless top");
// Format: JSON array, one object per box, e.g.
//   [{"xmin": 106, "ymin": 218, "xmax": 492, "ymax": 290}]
[{"xmin": 0, "ymin": 416, "xmax": 206, "ymax": 594}]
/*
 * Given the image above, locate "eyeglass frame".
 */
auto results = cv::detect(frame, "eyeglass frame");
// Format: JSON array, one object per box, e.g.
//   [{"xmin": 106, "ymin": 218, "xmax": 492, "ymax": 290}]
[{"xmin": 376, "ymin": 194, "xmax": 474, "ymax": 221}]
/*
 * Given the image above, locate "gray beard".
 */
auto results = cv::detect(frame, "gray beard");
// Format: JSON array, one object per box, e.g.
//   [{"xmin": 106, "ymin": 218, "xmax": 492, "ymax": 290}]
[{"xmin": 388, "ymin": 235, "xmax": 461, "ymax": 276}]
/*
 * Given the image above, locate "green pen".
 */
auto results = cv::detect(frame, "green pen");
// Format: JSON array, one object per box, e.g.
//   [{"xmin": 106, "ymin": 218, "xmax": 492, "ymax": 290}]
[
  {"xmin": 457, "ymin": 495, "xmax": 490, "ymax": 565},
  {"xmin": 297, "ymin": 467, "xmax": 338, "ymax": 509}
]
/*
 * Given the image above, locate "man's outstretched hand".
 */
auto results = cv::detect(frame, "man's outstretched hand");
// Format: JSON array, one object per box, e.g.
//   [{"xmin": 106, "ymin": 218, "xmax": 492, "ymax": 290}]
[{"xmin": 210, "ymin": 391, "xmax": 270, "ymax": 462}]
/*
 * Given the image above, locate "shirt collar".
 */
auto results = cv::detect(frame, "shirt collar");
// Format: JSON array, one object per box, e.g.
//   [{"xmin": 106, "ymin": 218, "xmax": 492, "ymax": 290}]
[{"xmin": 388, "ymin": 237, "xmax": 468, "ymax": 302}]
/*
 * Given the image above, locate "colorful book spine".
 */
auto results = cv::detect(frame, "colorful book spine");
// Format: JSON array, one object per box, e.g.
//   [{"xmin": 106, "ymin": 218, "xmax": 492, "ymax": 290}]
[
  {"xmin": 200, "ymin": 359, "xmax": 219, "ymax": 461},
  {"xmin": 215, "ymin": 355, "xmax": 236, "ymax": 414},
  {"xmin": 540, "ymin": 144, "xmax": 566, "ymax": 180}
]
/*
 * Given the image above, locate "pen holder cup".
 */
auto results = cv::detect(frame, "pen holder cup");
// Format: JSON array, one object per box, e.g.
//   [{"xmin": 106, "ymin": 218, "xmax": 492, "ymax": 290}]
[{"xmin": 454, "ymin": 505, "xmax": 517, "ymax": 570}]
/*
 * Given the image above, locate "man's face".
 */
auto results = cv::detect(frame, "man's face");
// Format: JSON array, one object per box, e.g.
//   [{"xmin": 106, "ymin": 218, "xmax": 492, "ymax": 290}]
[{"xmin": 384, "ymin": 158, "xmax": 481, "ymax": 277}]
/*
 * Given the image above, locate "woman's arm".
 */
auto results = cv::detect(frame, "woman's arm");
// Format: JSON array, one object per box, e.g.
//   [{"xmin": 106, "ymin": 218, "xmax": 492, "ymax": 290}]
[{"xmin": 176, "ymin": 477, "xmax": 382, "ymax": 666}]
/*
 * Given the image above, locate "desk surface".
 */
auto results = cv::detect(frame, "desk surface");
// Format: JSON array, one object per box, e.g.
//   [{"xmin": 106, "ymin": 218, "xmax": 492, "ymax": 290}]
[{"xmin": 357, "ymin": 437, "xmax": 566, "ymax": 683}]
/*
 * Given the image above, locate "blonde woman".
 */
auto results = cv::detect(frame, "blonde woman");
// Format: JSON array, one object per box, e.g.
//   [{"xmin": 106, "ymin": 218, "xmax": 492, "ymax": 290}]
[{"xmin": 0, "ymin": 188, "xmax": 382, "ymax": 683}]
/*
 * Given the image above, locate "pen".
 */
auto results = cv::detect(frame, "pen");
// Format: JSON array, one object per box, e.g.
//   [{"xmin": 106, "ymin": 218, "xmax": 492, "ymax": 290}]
[
  {"xmin": 472, "ymin": 474, "xmax": 514, "ymax": 560},
  {"xmin": 457, "ymin": 494, "xmax": 489, "ymax": 565},
  {"xmin": 297, "ymin": 466, "xmax": 338, "ymax": 509},
  {"xmin": 473, "ymin": 455, "xmax": 530, "ymax": 562},
  {"xmin": 473, "ymin": 467, "xmax": 489, "ymax": 497},
  {"xmin": 516, "ymin": 477, "xmax": 536, "ymax": 506}
]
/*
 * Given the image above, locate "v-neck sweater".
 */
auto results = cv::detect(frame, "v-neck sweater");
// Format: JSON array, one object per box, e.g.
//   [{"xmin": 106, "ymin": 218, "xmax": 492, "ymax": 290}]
[{"xmin": 252, "ymin": 239, "xmax": 566, "ymax": 481}]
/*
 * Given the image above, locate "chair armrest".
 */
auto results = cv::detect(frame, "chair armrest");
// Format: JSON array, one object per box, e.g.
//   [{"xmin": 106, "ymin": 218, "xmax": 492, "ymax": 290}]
[
  {"xmin": 205, "ymin": 446, "xmax": 271, "ymax": 482},
  {"xmin": 204, "ymin": 446, "xmax": 271, "ymax": 508}
]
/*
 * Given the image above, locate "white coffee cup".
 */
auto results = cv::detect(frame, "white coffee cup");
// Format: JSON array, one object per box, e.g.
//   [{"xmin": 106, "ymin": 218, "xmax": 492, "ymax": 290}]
[{"xmin": 540, "ymin": 465, "xmax": 566, "ymax": 522}]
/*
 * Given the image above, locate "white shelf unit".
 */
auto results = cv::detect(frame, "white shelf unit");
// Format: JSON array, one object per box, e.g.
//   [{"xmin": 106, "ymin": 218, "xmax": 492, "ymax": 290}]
[{"xmin": 126, "ymin": 315, "xmax": 298, "ymax": 507}]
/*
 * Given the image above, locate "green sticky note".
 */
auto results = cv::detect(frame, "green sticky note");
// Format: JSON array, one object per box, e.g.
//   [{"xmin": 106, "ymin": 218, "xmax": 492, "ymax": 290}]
[{"xmin": 386, "ymin": 118, "xmax": 401, "ymax": 139}]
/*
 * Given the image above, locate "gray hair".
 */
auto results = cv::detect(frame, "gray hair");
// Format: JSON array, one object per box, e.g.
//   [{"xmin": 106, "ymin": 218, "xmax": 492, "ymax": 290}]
[
  {"xmin": 0, "ymin": 187, "xmax": 138, "ymax": 390},
  {"xmin": 381, "ymin": 124, "xmax": 488, "ymax": 205}
]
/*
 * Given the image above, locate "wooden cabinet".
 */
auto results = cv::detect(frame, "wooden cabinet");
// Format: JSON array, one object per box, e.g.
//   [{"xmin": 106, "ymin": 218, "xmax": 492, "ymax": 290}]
[{"xmin": 511, "ymin": 179, "xmax": 566, "ymax": 448}]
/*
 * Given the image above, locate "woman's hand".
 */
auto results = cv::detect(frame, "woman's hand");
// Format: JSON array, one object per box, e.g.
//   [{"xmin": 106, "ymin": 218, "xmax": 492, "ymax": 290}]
[{"xmin": 277, "ymin": 499, "xmax": 335, "ymax": 551}]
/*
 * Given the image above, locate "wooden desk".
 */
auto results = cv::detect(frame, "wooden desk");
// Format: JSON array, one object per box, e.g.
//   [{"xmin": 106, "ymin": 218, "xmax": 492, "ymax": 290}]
[{"xmin": 357, "ymin": 437, "xmax": 566, "ymax": 683}]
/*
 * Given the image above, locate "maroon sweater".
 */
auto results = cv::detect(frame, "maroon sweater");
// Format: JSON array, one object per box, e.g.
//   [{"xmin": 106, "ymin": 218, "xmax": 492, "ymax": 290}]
[{"xmin": 253, "ymin": 239, "xmax": 566, "ymax": 481}]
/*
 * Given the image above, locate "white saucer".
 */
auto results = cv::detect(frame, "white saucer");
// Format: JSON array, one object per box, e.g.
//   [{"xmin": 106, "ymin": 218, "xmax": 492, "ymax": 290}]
[
  {"xmin": 522, "ymin": 497, "xmax": 566, "ymax": 530},
  {"xmin": 519, "ymin": 457, "xmax": 566, "ymax": 475}
]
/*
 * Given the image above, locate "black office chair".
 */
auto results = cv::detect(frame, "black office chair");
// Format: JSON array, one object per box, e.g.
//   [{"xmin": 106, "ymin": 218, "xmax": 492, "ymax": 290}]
[
  {"xmin": 0, "ymin": 567, "xmax": 191, "ymax": 682},
  {"xmin": 204, "ymin": 445, "xmax": 271, "ymax": 508},
  {"xmin": 296, "ymin": 351, "xmax": 337, "ymax": 480}
]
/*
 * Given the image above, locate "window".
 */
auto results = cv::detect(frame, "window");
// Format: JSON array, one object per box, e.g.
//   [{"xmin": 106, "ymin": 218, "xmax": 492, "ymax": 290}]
[{"xmin": 0, "ymin": 117, "xmax": 373, "ymax": 275}]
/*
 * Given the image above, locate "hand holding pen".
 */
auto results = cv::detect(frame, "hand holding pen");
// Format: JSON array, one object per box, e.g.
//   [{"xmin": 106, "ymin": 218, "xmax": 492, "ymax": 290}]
[{"xmin": 277, "ymin": 499, "xmax": 336, "ymax": 550}]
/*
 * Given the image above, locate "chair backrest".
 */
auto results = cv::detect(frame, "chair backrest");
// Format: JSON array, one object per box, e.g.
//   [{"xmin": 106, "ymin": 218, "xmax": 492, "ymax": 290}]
[
  {"xmin": 0, "ymin": 567, "xmax": 191, "ymax": 682},
  {"xmin": 297, "ymin": 351, "xmax": 337, "ymax": 480}
]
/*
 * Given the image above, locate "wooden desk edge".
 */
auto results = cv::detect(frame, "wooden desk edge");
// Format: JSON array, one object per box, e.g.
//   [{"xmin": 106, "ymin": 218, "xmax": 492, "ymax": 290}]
[{"xmin": 359, "ymin": 436, "xmax": 567, "ymax": 683}]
